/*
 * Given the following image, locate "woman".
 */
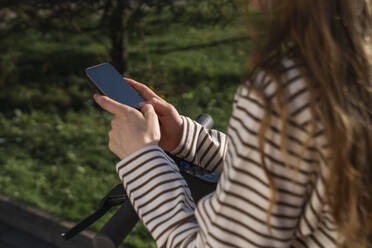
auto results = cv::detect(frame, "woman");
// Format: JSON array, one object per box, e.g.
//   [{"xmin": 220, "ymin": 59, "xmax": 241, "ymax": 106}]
[{"xmin": 94, "ymin": 0, "xmax": 372, "ymax": 247}]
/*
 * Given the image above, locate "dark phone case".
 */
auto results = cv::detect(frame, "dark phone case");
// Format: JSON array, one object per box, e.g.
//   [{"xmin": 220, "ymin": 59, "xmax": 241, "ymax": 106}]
[{"xmin": 85, "ymin": 63, "xmax": 144, "ymax": 109}]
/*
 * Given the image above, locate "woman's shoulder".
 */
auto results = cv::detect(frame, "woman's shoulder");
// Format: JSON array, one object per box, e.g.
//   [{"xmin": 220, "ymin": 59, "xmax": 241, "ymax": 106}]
[
  {"xmin": 242, "ymin": 58, "xmax": 312, "ymax": 126},
  {"xmin": 236, "ymin": 58, "xmax": 328, "ymax": 151}
]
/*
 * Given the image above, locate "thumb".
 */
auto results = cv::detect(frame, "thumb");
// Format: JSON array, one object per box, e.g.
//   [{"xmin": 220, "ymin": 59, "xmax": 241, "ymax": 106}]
[
  {"xmin": 140, "ymin": 103, "xmax": 158, "ymax": 123},
  {"xmin": 94, "ymin": 94, "xmax": 125, "ymax": 115}
]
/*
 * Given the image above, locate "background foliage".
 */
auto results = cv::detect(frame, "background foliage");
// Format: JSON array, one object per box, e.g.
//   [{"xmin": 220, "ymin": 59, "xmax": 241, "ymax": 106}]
[{"xmin": 0, "ymin": 1, "xmax": 251, "ymax": 247}]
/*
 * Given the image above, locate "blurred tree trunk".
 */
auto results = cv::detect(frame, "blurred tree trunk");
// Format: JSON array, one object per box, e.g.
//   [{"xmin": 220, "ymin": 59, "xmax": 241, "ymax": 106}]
[{"xmin": 108, "ymin": 0, "xmax": 127, "ymax": 75}]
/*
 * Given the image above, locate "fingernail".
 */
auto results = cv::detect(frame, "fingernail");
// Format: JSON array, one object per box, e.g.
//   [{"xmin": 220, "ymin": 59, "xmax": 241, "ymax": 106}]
[{"xmin": 138, "ymin": 102, "xmax": 145, "ymax": 108}]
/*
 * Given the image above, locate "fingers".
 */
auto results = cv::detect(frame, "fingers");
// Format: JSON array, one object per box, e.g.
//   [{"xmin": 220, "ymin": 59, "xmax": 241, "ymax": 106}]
[
  {"xmin": 94, "ymin": 94, "xmax": 129, "ymax": 115},
  {"xmin": 123, "ymin": 78, "xmax": 174, "ymax": 117},
  {"xmin": 147, "ymin": 97, "xmax": 172, "ymax": 117},
  {"xmin": 124, "ymin": 78, "xmax": 159, "ymax": 101}
]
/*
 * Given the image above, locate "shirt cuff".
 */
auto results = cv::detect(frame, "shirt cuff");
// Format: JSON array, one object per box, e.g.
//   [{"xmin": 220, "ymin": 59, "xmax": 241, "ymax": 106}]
[
  {"xmin": 116, "ymin": 145, "xmax": 179, "ymax": 185},
  {"xmin": 169, "ymin": 115, "xmax": 197, "ymax": 158}
]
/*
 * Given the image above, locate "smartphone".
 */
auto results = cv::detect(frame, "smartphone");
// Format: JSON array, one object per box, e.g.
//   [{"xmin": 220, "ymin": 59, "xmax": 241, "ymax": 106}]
[{"xmin": 85, "ymin": 63, "xmax": 144, "ymax": 109}]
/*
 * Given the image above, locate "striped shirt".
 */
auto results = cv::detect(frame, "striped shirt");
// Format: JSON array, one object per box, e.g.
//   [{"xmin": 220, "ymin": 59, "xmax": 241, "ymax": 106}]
[{"xmin": 116, "ymin": 60, "xmax": 339, "ymax": 247}]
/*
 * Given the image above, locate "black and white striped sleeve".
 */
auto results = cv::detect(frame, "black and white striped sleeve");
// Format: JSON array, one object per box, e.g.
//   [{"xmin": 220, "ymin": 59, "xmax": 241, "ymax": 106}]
[{"xmin": 169, "ymin": 115, "xmax": 228, "ymax": 175}]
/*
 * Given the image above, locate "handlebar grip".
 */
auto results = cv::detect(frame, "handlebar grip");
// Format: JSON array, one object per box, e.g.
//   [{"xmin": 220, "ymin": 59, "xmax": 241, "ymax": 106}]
[
  {"xmin": 93, "ymin": 201, "xmax": 138, "ymax": 248},
  {"xmin": 195, "ymin": 114, "xmax": 214, "ymax": 129}
]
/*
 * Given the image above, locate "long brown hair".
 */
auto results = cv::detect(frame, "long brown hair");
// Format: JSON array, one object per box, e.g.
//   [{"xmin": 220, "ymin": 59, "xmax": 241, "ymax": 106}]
[{"xmin": 243, "ymin": 0, "xmax": 372, "ymax": 247}]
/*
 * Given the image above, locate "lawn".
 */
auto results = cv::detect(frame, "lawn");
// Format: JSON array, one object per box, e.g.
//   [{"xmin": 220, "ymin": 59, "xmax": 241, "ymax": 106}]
[{"xmin": 0, "ymin": 4, "xmax": 251, "ymax": 247}]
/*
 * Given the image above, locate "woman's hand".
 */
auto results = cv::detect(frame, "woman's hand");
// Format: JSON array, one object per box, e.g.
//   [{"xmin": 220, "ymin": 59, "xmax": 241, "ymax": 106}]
[
  {"xmin": 94, "ymin": 94, "xmax": 160, "ymax": 160},
  {"xmin": 125, "ymin": 78, "xmax": 183, "ymax": 152}
]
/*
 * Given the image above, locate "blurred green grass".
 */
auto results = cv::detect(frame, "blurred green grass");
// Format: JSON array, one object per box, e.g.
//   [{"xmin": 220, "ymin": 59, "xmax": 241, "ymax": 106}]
[{"xmin": 0, "ymin": 5, "xmax": 251, "ymax": 247}]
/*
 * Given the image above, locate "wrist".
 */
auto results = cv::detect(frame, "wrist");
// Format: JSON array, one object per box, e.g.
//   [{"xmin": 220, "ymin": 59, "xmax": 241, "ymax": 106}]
[
  {"xmin": 166, "ymin": 116, "xmax": 184, "ymax": 152},
  {"xmin": 175, "ymin": 116, "xmax": 183, "ymax": 146},
  {"xmin": 119, "ymin": 141, "xmax": 159, "ymax": 160}
]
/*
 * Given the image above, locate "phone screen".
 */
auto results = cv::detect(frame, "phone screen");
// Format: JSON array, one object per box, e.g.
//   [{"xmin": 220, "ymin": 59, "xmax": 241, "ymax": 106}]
[{"xmin": 85, "ymin": 63, "xmax": 144, "ymax": 109}]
